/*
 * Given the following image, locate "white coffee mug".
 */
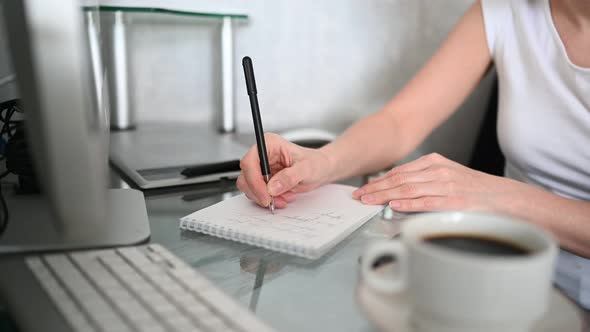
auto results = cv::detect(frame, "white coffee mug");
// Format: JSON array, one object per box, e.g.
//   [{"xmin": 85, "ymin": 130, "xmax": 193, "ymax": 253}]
[{"xmin": 360, "ymin": 212, "xmax": 557, "ymax": 332}]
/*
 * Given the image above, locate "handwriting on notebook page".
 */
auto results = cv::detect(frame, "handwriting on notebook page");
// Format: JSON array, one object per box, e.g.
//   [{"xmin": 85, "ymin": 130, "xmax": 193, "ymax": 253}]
[{"xmin": 226, "ymin": 211, "xmax": 344, "ymax": 240}]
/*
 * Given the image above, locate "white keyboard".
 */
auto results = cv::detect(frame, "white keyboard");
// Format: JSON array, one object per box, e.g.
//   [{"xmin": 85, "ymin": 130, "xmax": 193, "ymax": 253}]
[{"xmin": 25, "ymin": 244, "xmax": 276, "ymax": 332}]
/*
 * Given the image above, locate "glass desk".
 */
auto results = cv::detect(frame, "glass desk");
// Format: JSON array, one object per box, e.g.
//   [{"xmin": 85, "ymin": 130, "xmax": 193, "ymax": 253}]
[
  {"xmin": 0, "ymin": 172, "xmax": 587, "ymax": 331},
  {"xmin": 140, "ymin": 177, "xmax": 402, "ymax": 332},
  {"xmin": 136, "ymin": 178, "xmax": 590, "ymax": 332}
]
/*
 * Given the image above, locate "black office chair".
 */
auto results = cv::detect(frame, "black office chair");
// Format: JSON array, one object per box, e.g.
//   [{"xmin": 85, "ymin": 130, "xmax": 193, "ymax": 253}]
[{"xmin": 468, "ymin": 77, "xmax": 505, "ymax": 176}]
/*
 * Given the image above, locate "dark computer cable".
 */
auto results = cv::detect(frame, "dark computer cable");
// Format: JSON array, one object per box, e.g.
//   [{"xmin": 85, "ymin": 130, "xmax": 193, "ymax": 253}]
[
  {"xmin": 0, "ymin": 98, "xmax": 37, "ymax": 189},
  {"xmin": 0, "ymin": 99, "xmax": 20, "ymax": 142},
  {"xmin": 0, "ymin": 99, "xmax": 26, "ymax": 236},
  {"xmin": 0, "ymin": 170, "xmax": 9, "ymax": 236}
]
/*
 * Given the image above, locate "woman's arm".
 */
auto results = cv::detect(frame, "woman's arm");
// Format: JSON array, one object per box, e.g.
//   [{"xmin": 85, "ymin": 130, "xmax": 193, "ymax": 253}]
[
  {"xmin": 320, "ymin": 1, "xmax": 491, "ymax": 183},
  {"xmin": 498, "ymin": 181, "xmax": 590, "ymax": 258},
  {"xmin": 355, "ymin": 153, "xmax": 590, "ymax": 258}
]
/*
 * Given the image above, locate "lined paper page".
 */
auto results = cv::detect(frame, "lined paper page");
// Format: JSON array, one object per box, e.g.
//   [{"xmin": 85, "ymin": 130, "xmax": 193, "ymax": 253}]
[{"xmin": 180, "ymin": 184, "xmax": 383, "ymax": 258}]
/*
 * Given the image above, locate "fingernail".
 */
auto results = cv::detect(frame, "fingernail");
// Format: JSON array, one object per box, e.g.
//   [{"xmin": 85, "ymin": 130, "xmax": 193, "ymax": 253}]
[
  {"xmin": 390, "ymin": 201, "xmax": 401, "ymax": 208},
  {"xmin": 268, "ymin": 181, "xmax": 283, "ymax": 196},
  {"xmin": 352, "ymin": 189, "xmax": 364, "ymax": 199},
  {"xmin": 361, "ymin": 195, "xmax": 375, "ymax": 204}
]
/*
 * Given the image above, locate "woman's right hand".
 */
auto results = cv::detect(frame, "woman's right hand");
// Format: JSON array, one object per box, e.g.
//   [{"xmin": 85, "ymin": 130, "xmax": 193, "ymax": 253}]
[{"xmin": 237, "ymin": 133, "xmax": 332, "ymax": 209}]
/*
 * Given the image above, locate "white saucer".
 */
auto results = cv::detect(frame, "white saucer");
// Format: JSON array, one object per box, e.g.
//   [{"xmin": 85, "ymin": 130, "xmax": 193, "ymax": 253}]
[{"xmin": 356, "ymin": 281, "xmax": 587, "ymax": 332}]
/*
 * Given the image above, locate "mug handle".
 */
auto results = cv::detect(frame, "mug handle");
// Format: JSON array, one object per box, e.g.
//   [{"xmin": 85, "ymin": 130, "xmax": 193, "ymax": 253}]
[{"xmin": 361, "ymin": 240, "xmax": 407, "ymax": 293}]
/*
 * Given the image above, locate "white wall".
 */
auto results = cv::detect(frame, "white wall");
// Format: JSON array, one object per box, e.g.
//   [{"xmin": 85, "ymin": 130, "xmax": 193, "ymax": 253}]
[{"xmin": 125, "ymin": 0, "xmax": 492, "ymax": 164}]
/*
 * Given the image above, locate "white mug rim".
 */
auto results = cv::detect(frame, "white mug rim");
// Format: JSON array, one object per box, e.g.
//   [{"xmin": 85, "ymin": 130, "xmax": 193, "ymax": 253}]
[{"xmin": 400, "ymin": 211, "xmax": 557, "ymax": 268}]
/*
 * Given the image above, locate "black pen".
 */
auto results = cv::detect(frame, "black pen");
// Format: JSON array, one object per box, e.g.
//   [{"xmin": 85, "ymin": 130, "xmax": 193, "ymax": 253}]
[{"xmin": 242, "ymin": 56, "xmax": 275, "ymax": 214}]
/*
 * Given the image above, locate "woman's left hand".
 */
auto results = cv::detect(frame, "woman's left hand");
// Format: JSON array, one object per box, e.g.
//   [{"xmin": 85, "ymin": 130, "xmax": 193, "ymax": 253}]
[{"xmin": 352, "ymin": 153, "xmax": 521, "ymax": 213}]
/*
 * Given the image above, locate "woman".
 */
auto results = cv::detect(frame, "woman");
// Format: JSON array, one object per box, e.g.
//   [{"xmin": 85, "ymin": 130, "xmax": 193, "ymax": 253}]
[{"xmin": 237, "ymin": 0, "xmax": 590, "ymax": 308}]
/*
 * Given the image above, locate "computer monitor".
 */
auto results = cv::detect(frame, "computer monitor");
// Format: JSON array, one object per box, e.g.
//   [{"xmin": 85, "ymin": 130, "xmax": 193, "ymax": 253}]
[{"xmin": 0, "ymin": 0, "xmax": 150, "ymax": 253}]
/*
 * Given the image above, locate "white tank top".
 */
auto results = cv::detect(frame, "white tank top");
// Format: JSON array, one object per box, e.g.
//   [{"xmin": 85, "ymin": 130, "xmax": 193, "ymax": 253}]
[{"xmin": 481, "ymin": 0, "xmax": 590, "ymax": 308}]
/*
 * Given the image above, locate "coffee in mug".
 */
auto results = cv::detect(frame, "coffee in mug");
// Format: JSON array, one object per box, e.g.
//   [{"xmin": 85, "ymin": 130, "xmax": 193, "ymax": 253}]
[{"xmin": 423, "ymin": 234, "xmax": 530, "ymax": 256}]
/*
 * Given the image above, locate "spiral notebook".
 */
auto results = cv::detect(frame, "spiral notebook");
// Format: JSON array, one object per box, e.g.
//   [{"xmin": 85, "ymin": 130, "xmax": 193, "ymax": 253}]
[{"xmin": 179, "ymin": 184, "xmax": 384, "ymax": 259}]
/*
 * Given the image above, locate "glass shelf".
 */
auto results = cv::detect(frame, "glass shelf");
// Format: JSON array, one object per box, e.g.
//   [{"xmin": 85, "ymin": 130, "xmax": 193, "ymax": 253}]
[
  {"xmin": 82, "ymin": 2, "xmax": 246, "ymax": 133},
  {"xmin": 83, "ymin": 5, "xmax": 248, "ymax": 20}
]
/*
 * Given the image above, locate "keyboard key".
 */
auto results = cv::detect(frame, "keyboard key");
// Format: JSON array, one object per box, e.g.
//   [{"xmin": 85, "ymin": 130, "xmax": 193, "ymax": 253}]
[
  {"xmin": 27, "ymin": 258, "xmax": 98, "ymax": 332},
  {"xmin": 117, "ymin": 247, "xmax": 153, "ymax": 266}
]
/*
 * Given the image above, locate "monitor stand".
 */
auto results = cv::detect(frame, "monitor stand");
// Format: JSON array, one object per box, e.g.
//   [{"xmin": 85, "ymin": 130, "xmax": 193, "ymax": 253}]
[{"xmin": 0, "ymin": 188, "xmax": 150, "ymax": 254}]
